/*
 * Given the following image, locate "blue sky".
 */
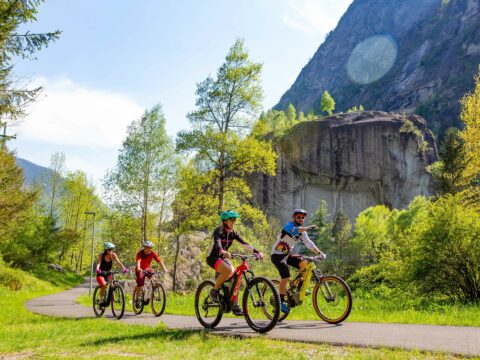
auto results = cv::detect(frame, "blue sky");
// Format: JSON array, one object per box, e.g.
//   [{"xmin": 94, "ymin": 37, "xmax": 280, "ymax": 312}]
[{"xmin": 10, "ymin": 0, "xmax": 353, "ymax": 184}]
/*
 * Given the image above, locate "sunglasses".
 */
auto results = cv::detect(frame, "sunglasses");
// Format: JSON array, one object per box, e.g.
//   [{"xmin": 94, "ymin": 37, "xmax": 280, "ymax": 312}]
[{"xmin": 295, "ymin": 216, "xmax": 305, "ymax": 220}]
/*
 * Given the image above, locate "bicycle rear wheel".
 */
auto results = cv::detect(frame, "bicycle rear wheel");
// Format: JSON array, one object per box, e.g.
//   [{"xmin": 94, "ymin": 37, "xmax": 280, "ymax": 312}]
[
  {"xmin": 243, "ymin": 276, "xmax": 280, "ymax": 333},
  {"xmin": 111, "ymin": 285, "xmax": 125, "ymax": 320},
  {"xmin": 271, "ymin": 279, "xmax": 290, "ymax": 322},
  {"xmin": 151, "ymin": 283, "xmax": 166, "ymax": 317},
  {"xmin": 93, "ymin": 286, "xmax": 105, "ymax": 317},
  {"xmin": 312, "ymin": 275, "xmax": 352, "ymax": 324},
  {"xmin": 132, "ymin": 288, "xmax": 145, "ymax": 315},
  {"xmin": 194, "ymin": 280, "xmax": 223, "ymax": 329}
]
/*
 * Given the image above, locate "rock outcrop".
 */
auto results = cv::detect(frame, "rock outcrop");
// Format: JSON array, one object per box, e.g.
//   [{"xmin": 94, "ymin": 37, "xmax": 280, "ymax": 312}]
[
  {"xmin": 276, "ymin": 0, "xmax": 480, "ymax": 138},
  {"xmin": 249, "ymin": 111, "xmax": 437, "ymax": 222}
]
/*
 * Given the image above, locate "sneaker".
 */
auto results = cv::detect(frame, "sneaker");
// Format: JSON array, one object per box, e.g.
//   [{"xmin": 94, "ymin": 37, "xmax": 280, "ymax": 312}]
[
  {"xmin": 209, "ymin": 288, "xmax": 220, "ymax": 303},
  {"xmin": 143, "ymin": 298, "xmax": 150, "ymax": 305},
  {"xmin": 232, "ymin": 304, "xmax": 244, "ymax": 316},
  {"xmin": 280, "ymin": 301, "xmax": 289, "ymax": 313}
]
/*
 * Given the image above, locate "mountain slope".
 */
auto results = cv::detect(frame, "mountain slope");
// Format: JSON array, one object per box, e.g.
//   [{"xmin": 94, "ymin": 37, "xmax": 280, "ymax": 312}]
[{"xmin": 276, "ymin": 0, "xmax": 480, "ymax": 138}]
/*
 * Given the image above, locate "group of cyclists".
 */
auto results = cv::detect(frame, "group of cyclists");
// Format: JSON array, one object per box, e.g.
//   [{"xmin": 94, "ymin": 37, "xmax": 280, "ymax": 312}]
[{"xmin": 95, "ymin": 208, "xmax": 325, "ymax": 314}]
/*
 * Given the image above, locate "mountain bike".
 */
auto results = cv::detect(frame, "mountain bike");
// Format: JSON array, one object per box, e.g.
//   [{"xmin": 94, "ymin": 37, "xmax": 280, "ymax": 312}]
[
  {"xmin": 93, "ymin": 270, "xmax": 125, "ymax": 320},
  {"xmin": 132, "ymin": 269, "xmax": 166, "ymax": 316},
  {"xmin": 271, "ymin": 255, "xmax": 352, "ymax": 324},
  {"xmin": 195, "ymin": 254, "xmax": 280, "ymax": 333}
]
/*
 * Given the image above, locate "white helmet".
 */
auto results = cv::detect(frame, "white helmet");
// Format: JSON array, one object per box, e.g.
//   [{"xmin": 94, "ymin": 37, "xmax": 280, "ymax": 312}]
[{"xmin": 143, "ymin": 240, "xmax": 154, "ymax": 248}]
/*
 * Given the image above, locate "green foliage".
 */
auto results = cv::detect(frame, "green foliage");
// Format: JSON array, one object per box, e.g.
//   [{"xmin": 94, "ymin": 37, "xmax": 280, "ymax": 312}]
[
  {"xmin": 320, "ymin": 90, "xmax": 335, "ymax": 116},
  {"xmin": 104, "ymin": 104, "xmax": 176, "ymax": 243},
  {"xmin": 0, "ymin": 0, "xmax": 60, "ymax": 123},
  {"xmin": 410, "ymin": 194, "xmax": 480, "ymax": 303},
  {"xmin": 427, "ymin": 127, "xmax": 466, "ymax": 195},
  {"xmin": 347, "ymin": 105, "xmax": 365, "ymax": 112},
  {"xmin": 399, "ymin": 118, "xmax": 422, "ymax": 139},
  {"xmin": 459, "ymin": 71, "xmax": 480, "ymax": 188}
]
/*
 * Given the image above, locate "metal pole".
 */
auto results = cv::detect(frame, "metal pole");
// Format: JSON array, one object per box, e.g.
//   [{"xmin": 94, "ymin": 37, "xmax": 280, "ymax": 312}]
[{"xmin": 85, "ymin": 212, "xmax": 96, "ymax": 296}]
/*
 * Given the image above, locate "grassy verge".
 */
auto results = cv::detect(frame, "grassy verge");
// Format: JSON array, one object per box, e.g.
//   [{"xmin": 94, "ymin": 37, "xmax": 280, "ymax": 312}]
[{"xmin": 0, "ymin": 268, "xmax": 472, "ymax": 359}]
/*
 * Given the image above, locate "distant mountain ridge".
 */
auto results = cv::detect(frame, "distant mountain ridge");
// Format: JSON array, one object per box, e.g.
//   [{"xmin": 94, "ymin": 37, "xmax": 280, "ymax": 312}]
[
  {"xmin": 15, "ymin": 157, "xmax": 51, "ymax": 187},
  {"xmin": 276, "ymin": 0, "xmax": 480, "ymax": 138}
]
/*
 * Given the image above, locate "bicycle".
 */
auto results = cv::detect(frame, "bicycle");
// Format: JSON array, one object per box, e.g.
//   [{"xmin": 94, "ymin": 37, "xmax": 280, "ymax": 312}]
[
  {"xmin": 93, "ymin": 270, "xmax": 126, "ymax": 320},
  {"xmin": 271, "ymin": 255, "xmax": 352, "ymax": 324},
  {"xmin": 195, "ymin": 253, "xmax": 280, "ymax": 333},
  {"xmin": 132, "ymin": 269, "xmax": 166, "ymax": 316}
]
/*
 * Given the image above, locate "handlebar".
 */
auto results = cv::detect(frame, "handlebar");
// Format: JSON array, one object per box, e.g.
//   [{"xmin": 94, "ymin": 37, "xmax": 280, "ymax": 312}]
[
  {"xmin": 302, "ymin": 255, "xmax": 326, "ymax": 262},
  {"xmin": 230, "ymin": 253, "xmax": 261, "ymax": 261}
]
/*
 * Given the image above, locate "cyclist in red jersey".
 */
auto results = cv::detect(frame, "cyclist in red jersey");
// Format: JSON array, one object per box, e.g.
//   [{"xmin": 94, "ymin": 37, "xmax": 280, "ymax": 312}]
[
  {"xmin": 95, "ymin": 241, "xmax": 129, "ymax": 305},
  {"xmin": 134, "ymin": 240, "xmax": 167, "ymax": 298}
]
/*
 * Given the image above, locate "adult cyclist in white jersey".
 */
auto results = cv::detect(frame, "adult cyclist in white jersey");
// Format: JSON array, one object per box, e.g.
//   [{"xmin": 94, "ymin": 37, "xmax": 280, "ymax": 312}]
[{"xmin": 271, "ymin": 208, "xmax": 326, "ymax": 312}]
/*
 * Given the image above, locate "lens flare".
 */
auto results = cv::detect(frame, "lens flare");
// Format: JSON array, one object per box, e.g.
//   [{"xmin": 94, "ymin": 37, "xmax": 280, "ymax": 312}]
[{"xmin": 347, "ymin": 35, "xmax": 398, "ymax": 85}]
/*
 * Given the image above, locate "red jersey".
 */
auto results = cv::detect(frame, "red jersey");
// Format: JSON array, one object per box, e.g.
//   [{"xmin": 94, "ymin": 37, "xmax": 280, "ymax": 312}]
[{"xmin": 136, "ymin": 250, "xmax": 161, "ymax": 269}]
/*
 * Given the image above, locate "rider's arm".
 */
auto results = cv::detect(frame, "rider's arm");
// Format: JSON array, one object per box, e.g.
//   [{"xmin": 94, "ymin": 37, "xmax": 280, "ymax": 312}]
[
  {"xmin": 213, "ymin": 228, "xmax": 229, "ymax": 257},
  {"xmin": 112, "ymin": 253, "xmax": 127, "ymax": 271},
  {"xmin": 153, "ymin": 252, "xmax": 167, "ymax": 272},
  {"xmin": 135, "ymin": 258, "xmax": 142, "ymax": 272},
  {"xmin": 300, "ymin": 232, "xmax": 322, "ymax": 255},
  {"xmin": 96, "ymin": 254, "xmax": 102, "ymax": 272},
  {"xmin": 235, "ymin": 232, "xmax": 262, "ymax": 257}
]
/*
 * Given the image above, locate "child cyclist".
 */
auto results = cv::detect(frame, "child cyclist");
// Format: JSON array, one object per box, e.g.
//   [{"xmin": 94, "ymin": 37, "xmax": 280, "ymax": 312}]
[
  {"xmin": 135, "ymin": 240, "xmax": 167, "ymax": 301},
  {"xmin": 95, "ymin": 241, "xmax": 129, "ymax": 305},
  {"xmin": 271, "ymin": 209, "xmax": 326, "ymax": 312},
  {"xmin": 206, "ymin": 210, "xmax": 264, "ymax": 316}
]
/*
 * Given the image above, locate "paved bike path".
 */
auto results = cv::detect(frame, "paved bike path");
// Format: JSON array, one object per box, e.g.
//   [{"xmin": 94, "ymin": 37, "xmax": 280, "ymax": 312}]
[{"xmin": 25, "ymin": 282, "xmax": 480, "ymax": 357}]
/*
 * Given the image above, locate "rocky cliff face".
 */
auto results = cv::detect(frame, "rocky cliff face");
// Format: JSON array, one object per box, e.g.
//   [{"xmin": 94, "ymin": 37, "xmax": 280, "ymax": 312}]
[
  {"xmin": 276, "ymin": 0, "xmax": 480, "ymax": 138},
  {"xmin": 249, "ymin": 111, "xmax": 437, "ymax": 222}
]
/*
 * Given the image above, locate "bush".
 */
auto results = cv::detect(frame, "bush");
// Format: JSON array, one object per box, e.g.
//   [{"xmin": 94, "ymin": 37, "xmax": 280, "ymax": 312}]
[{"xmin": 0, "ymin": 266, "xmax": 26, "ymax": 290}]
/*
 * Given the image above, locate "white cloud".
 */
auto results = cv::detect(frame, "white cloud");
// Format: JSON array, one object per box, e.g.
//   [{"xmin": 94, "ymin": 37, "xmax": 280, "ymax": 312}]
[
  {"xmin": 16, "ymin": 77, "xmax": 145, "ymax": 149},
  {"xmin": 282, "ymin": 0, "xmax": 353, "ymax": 35}
]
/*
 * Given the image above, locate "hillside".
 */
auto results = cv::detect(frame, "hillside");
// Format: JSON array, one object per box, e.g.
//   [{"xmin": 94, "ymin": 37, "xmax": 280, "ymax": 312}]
[{"xmin": 276, "ymin": 0, "xmax": 480, "ymax": 138}]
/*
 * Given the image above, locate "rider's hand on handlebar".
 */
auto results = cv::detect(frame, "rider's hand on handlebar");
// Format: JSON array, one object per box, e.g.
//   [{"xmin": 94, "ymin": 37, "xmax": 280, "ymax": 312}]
[
  {"xmin": 306, "ymin": 224, "xmax": 318, "ymax": 230},
  {"xmin": 95, "ymin": 269, "xmax": 101, "ymax": 274},
  {"xmin": 123, "ymin": 268, "xmax": 129, "ymax": 274},
  {"xmin": 317, "ymin": 252, "xmax": 327, "ymax": 260}
]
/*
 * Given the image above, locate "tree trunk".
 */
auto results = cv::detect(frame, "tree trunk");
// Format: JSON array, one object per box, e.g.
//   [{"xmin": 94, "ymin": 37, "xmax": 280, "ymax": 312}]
[{"xmin": 172, "ymin": 233, "xmax": 181, "ymax": 292}]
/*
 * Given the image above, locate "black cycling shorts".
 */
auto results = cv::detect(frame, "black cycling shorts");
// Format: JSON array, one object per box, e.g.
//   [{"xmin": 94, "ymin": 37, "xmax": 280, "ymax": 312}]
[
  {"xmin": 271, "ymin": 253, "xmax": 304, "ymax": 279},
  {"xmin": 206, "ymin": 256, "xmax": 232, "ymax": 270}
]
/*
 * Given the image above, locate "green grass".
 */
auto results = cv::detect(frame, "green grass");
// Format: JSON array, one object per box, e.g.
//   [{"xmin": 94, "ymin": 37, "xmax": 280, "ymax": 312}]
[{"xmin": 0, "ymin": 267, "xmax": 474, "ymax": 359}]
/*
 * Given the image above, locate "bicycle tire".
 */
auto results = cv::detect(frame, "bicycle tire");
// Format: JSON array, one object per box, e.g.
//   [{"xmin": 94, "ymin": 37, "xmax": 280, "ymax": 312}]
[
  {"xmin": 111, "ymin": 284, "xmax": 125, "ymax": 320},
  {"xmin": 151, "ymin": 283, "xmax": 166, "ymax": 317},
  {"xmin": 194, "ymin": 280, "xmax": 223, "ymax": 329},
  {"xmin": 312, "ymin": 275, "xmax": 352, "ymax": 324},
  {"xmin": 271, "ymin": 279, "xmax": 290, "ymax": 322},
  {"xmin": 243, "ymin": 276, "xmax": 280, "ymax": 333},
  {"xmin": 93, "ymin": 286, "xmax": 105, "ymax": 317},
  {"xmin": 132, "ymin": 288, "xmax": 145, "ymax": 315}
]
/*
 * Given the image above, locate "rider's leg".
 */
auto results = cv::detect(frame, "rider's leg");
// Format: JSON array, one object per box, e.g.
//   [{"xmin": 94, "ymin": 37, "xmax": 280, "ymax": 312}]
[{"xmin": 214, "ymin": 261, "xmax": 234, "ymax": 290}]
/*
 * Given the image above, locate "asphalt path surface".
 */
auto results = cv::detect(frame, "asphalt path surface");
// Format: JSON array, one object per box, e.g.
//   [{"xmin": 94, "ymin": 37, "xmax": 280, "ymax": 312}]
[{"xmin": 25, "ymin": 282, "xmax": 480, "ymax": 357}]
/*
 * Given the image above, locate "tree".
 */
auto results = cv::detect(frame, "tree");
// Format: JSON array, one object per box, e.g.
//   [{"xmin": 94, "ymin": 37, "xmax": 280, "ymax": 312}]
[
  {"xmin": 177, "ymin": 39, "xmax": 275, "ymax": 212},
  {"xmin": 459, "ymin": 71, "xmax": 480, "ymax": 187},
  {"xmin": 0, "ymin": 0, "xmax": 60, "ymax": 125},
  {"xmin": 0, "ymin": 147, "xmax": 37, "ymax": 242},
  {"xmin": 427, "ymin": 127, "xmax": 466, "ymax": 195},
  {"xmin": 320, "ymin": 91, "xmax": 335, "ymax": 116},
  {"xmin": 46, "ymin": 152, "xmax": 65, "ymax": 217},
  {"xmin": 104, "ymin": 104, "xmax": 175, "ymax": 243},
  {"xmin": 286, "ymin": 104, "xmax": 297, "ymax": 127}
]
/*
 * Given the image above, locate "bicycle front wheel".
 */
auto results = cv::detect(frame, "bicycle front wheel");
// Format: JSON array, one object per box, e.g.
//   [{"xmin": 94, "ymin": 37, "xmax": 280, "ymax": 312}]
[
  {"xmin": 194, "ymin": 280, "xmax": 223, "ymax": 329},
  {"xmin": 111, "ymin": 285, "xmax": 125, "ymax": 320},
  {"xmin": 312, "ymin": 275, "xmax": 352, "ymax": 324},
  {"xmin": 151, "ymin": 283, "xmax": 166, "ymax": 317},
  {"xmin": 132, "ymin": 288, "xmax": 144, "ymax": 315},
  {"xmin": 93, "ymin": 286, "xmax": 105, "ymax": 317},
  {"xmin": 243, "ymin": 276, "xmax": 280, "ymax": 333}
]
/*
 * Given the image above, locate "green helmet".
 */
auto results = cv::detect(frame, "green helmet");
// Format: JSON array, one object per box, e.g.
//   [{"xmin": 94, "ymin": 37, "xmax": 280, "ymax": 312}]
[
  {"xmin": 220, "ymin": 210, "xmax": 241, "ymax": 221},
  {"xmin": 104, "ymin": 241, "xmax": 115, "ymax": 250}
]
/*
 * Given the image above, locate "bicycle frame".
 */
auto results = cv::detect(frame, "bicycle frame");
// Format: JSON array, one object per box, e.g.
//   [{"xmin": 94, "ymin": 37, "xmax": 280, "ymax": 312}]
[
  {"xmin": 221, "ymin": 255, "xmax": 255, "ymax": 312},
  {"xmin": 101, "ymin": 271, "xmax": 120, "ymax": 304}
]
